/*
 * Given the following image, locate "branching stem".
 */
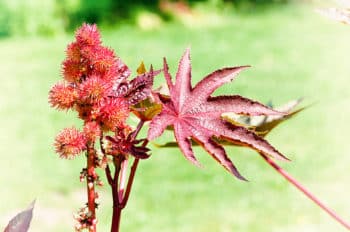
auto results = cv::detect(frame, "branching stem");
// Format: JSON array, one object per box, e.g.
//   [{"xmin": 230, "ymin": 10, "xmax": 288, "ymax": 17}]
[
  {"xmin": 106, "ymin": 120, "xmax": 146, "ymax": 232},
  {"xmin": 110, "ymin": 155, "xmax": 122, "ymax": 232},
  {"xmin": 105, "ymin": 164, "xmax": 113, "ymax": 186},
  {"xmin": 86, "ymin": 143, "xmax": 97, "ymax": 232},
  {"xmin": 121, "ymin": 158, "xmax": 140, "ymax": 207},
  {"xmin": 118, "ymin": 159, "xmax": 129, "ymax": 203}
]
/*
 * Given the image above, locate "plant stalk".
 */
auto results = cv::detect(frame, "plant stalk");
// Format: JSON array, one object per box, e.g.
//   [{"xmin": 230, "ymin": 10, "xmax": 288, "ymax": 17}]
[
  {"xmin": 118, "ymin": 159, "xmax": 129, "ymax": 203},
  {"xmin": 261, "ymin": 153, "xmax": 350, "ymax": 230},
  {"xmin": 111, "ymin": 183, "xmax": 122, "ymax": 232},
  {"xmin": 108, "ymin": 120, "xmax": 146, "ymax": 232},
  {"xmin": 110, "ymin": 156, "xmax": 122, "ymax": 232},
  {"xmin": 87, "ymin": 143, "xmax": 97, "ymax": 232},
  {"xmin": 121, "ymin": 158, "xmax": 140, "ymax": 207},
  {"xmin": 110, "ymin": 157, "xmax": 140, "ymax": 232}
]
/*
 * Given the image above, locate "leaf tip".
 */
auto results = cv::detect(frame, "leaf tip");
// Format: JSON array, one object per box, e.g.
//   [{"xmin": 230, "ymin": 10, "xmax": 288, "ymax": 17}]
[
  {"xmin": 226, "ymin": 165, "xmax": 248, "ymax": 181},
  {"xmin": 235, "ymin": 172, "xmax": 248, "ymax": 181},
  {"xmin": 137, "ymin": 61, "xmax": 146, "ymax": 75}
]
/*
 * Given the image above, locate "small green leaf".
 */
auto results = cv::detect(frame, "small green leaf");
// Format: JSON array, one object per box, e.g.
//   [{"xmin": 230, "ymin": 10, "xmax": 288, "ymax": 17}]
[
  {"xmin": 137, "ymin": 61, "xmax": 147, "ymax": 75},
  {"xmin": 132, "ymin": 97, "xmax": 163, "ymax": 121}
]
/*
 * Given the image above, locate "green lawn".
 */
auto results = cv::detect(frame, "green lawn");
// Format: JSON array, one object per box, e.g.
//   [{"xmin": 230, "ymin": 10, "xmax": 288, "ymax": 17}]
[{"xmin": 1, "ymin": 2, "xmax": 350, "ymax": 231}]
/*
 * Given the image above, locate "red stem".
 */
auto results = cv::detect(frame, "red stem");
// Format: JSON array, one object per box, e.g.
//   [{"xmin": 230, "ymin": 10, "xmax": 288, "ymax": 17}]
[
  {"xmin": 121, "ymin": 139, "xmax": 148, "ymax": 207},
  {"xmin": 111, "ymin": 208, "xmax": 122, "ymax": 232},
  {"xmin": 261, "ymin": 153, "xmax": 350, "ymax": 230},
  {"xmin": 130, "ymin": 120, "xmax": 145, "ymax": 140},
  {"xmin": 121, "ymin": 158, "xmax": 140, "ymax": 207},
  {"xmin": 87, "ymin": 143, "xmax": 97, "ymax": 232},
  {"xmin": 102, "ymin": 132, "xmax": 114, "ymax": 186},
  {"xmin": 110, "ymin": 157, "xmax": 140, "ymax": 232},
  {"xmin": 107, "ymin": 121, "xmax": 147, "ymax": 232},
  {"xmin": 118, "ymin": 158, "xmax": 129, "ymax": 203},
  {"xmin": 110, "ymin": 156, "xmax": 122, "ymax": 232},
  {"xmin": 105, "ymin": 164, "xmax": 113, "ymax": 186}
]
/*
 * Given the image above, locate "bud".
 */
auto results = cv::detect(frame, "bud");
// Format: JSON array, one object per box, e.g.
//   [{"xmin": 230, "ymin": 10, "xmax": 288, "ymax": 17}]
[
  {"xmin": 49, "ymin": 82, "xmax": 78, "ymax": 110},
  {"xmin": 54, "ymin": 127, "xmax": 87, "ymax": 159},
  {"xmin": 93, "ymin": 97, "xmax": 130, "ymax": 131}
]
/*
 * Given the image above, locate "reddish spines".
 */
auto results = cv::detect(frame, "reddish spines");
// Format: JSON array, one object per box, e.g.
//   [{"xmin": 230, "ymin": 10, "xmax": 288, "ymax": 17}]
[
  {"xmin": 75, "ymin": 23, "xmax": 101, "ymax": 47},
  {"xmin": 93, "ymin": 97, "xmax": 129, "ymax": 131},
  {"xmin": 54, "ymin": 127, "xmax": 87, "ymax": 159},
  {"xmin": 62, "ymin": 59, "xmax": 84, "ymax": 83},
  {"xmin": 49, "ymin": 23, "xmax": 134, "ymax": 158},
  {"xmin": 78, "ymin": 75, "xmax": 112, "ymax": 104},
  {"xmin": 49, "ymin": 82, "xmax": 78, "ymax": 110}
]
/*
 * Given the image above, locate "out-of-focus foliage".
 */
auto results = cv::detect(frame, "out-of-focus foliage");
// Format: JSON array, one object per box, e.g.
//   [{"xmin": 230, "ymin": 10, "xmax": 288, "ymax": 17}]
[
  {"xmin": 0, "ymin": 0, "xmax": 294, "ymax": 37},
  {"xmin": 0, "ymin": 0, "xmax": 65, "ymax": 37},
  {"xmin": 60, "ymin": 0, "xmax": 114, "ymax": 30},
  {"xmin": 0, "ymin": 0, "xmax": 162, "ymax": 36},
  {"xmin": 225, "ymin": 0, "xmax": 289, "ymax": 8}
]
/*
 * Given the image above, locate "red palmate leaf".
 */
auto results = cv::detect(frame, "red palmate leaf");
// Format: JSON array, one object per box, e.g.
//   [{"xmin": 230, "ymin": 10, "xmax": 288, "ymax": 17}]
[
  {"xmin": 4, "ymin": 201, "xmax": 35, "ymax": 232},
  {"xmin": 223, "ymin": 98, "xmax": 305, "ymax": 137},
  {"xmin": 148, "ymin": 48, "xmax": 288, "ymax": 180}
]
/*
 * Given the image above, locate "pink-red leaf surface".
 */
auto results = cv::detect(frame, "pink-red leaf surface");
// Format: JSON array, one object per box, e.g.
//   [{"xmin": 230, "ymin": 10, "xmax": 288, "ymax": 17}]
[
  {"xmin": 148, "ymin": 49, "xmax": 288, "ymax": 180},
  {"xmin": 4, "ymin": 201, "xmax": 35, "ymax": 232}
]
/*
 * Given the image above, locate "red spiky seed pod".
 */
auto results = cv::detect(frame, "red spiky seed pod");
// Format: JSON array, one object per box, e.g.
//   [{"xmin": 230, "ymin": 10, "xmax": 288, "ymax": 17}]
[
  {"xmin": 66, "ymin": 42, "xmax": 82, "ymax": 62},
  {"xmin": 49, "ymin": 82, "xmax": 78, "ymax": 110},
  {"xmin": 62, "ymin": 59, "xmax": 85, "ymax": 83},
  {"xmin": 91, "ymin": 47, "xmax": 117, "ymax": 76},
  {"xmin": 78, "ymin": 75, "xmax": 112, "ymax": 104},
  {"xmin": 54, "ymin": 127, "xmax": 87, "ymax": 159},
  {"xmin": 75, "ymin": 104, "xmax": 93, "ymax": 122},
  {"xmin": 75, "ymin": 23, "xmax": 101, "ymax": 47},
  {"xmin": 93, "ymin": 97, "xmax": 130, "ymax": 131}
]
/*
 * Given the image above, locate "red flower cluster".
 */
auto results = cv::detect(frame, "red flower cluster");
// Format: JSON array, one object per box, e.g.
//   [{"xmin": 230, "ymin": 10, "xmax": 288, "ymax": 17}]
[
  {"xmin": 49, "ymin": 23, "xmax": 131, "ymax": 132},
  {"xmin": 54, "ymin": 127, "xmax": 87, "ymax": 159},
  {"xmin": 49, "ymin": 24, "xmax": 131, "ymax": 158},
  {"xmin": 49, "ymin": 82, "xmax": 78, "ymax": 110},
  {"xmin": 50, "ymin": 23, "xmax": 158, "ymax": 159}
]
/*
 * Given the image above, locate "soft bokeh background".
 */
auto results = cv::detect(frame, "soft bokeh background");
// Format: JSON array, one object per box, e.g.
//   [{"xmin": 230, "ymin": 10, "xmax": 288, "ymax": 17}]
[{"xmin": 1, "ymin": 0, "xmax": 350, "ymax": 231}]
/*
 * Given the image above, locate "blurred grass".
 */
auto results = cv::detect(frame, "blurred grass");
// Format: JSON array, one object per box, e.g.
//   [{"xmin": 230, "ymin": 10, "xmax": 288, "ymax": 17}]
[{"xmin": 1, "ymin": 2, "xmax": 350, "ymax": 231}]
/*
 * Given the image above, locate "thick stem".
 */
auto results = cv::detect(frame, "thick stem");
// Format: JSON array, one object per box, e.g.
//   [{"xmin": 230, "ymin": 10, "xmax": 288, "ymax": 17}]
[
  {"xmin": 102, "ymin": 132, "xmax": 114, "ymax": 186},
  {"xmin": 110, "ymin": 156, "xmax": 122, "ymax": 232},
  {"xmin": 130, "ymin": 120, "xmax": 145, "ymax": 140},
  {"xmin": 121, "ymin": 158, "xmax": 140, "ymax": 207},
  {"xmin": 261, "ymin": 153, "xmax": 350, "ymax": 230},
  {"xmin": 110, "ymin": 157, "xmax": 140, "ymax": 232},
  {"xmin": 118, "ymin": 158, "xmax": 129, "ymax": 203},
  {"xmin": 107, "ymin": 120, "xmax": 146, "ymax": 232},
  {"xmin": 111, "ymin": 168, "xmax": 122, "ymax": 232},
  {"xmin": 105, "ymin": 164, "xmax": 113, "ymax": 186},
  {"xmin": 121, "ymin": 140, "xmax": 148, "ymax": 207},
  {"xmin": 111, "ymin": 207, "xmax": 122, "ymax": 232},
  {"xmin": 87, "ymin": 143, "xmax": 97, "ymax": 232}
]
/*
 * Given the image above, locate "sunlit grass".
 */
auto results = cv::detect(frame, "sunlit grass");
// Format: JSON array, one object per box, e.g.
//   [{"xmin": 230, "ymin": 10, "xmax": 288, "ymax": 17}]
[{"xmin": 1, "ymin": 2, "xmax": 350, "ymax": 231}]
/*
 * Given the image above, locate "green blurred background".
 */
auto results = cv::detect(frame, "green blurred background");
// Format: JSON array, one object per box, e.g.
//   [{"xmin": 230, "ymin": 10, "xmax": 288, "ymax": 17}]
[{"xmin": 1, "ymin": 0, "xmax": 350, "ymax": 231}]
